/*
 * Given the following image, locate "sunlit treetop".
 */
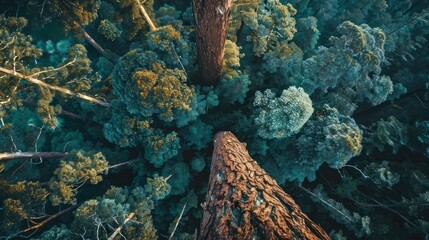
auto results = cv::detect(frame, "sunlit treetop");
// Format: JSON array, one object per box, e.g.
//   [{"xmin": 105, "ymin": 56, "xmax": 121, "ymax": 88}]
[
  {"xmin": 47, "ymin": 0, "xmax": 100, "ymax": 35},
  {"xmin": 117, "ymin": 0, "xmax": 155, "ymax": 39},
  {"xmin": 112, "ymin": 49, "xmax": 195, "ymax": 122}
]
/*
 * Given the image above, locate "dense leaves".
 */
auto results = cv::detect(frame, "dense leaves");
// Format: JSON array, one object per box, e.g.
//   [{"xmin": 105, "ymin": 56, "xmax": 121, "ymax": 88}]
[{"xmin": 0, "ymin": 0, "xmax": 428, "ymax": 239}]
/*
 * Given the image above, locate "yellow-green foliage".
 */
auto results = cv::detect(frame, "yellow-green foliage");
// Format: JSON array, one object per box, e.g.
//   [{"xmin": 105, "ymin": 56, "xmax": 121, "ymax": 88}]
[
  {"xmin": 0, "ymin": 15, "xmax": 42, "ymax": 103},
  {"xmin": 49, "ymin": 151, "xmax": 108, "ymax": 205},
  {"xmin": 48, "ymin": 0, "xmax": 100, "ymax": 34},
  {"xmin": 118, "ymin": 0, "xmax": 155, "ymax": 39},
  {"xmin": 98, "ymin": 19, "xmax": 122, "ymax": 41},
  {"xmin": 228, "ymin": 0, "xmax": 261, "ymax": 41},
  {"xmin": 132, "ymin": 61, "xmax": 193, "ymax": 121},
  {"xmin": 222, "ymin": 40, "xmax": 243, "ymax": 79},
  {"xmin": 0, "ymin": 181, "xmax": 47, "ymax": 230}
]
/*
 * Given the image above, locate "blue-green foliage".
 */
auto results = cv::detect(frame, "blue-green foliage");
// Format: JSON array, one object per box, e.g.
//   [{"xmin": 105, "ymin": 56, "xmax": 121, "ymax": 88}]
[
  {"xmin": 61, "ymin": 175, "xmax": 171, "ymax": 239},
  {"xmin": 161, "ymin": 161, "xmax": 190, "ymax": 195},
  {"xmin": 103, "ymin": 100, "xmax": 150, "ymax": 147},
  {"xmin": 1, "ymin": 1, "xmax": 428, "ymax": 238},
  {"xmin": 179, "ymin": 119, "xmax": 213, "ymax": 151},
  {"xmin": 143, "ymin": 130, "xmax": 180, "ymax": 168},
  {"xmin": 190, "ymin": 155, "xmax": 206, "ymax": 172},
  {"xmin": 416, "ymin": 121, "xmax": 429, "ymax": 157},
  {"xmin": 253, "ymin": 86, "xmax": 314, "ymax": 139},
  {"xmin": 364, "ymin": 116, "xmax": 408, "ymax": 154},
  {"xmin": 174, "ymin": 86, "xmax": 219, "ymax": 127},
  {"xmin": 216, "ymin": 74, "xmax": 251, "ymax": 104},
  {"xmin": 37, "ymin": 225, "xmax": 75, "ymax": 240},
  {"xmin": 284, "ymin": 21, "xmax": 393, "ymax": 115},
  {"xmin": 264, "ymin": 105, "xmax": 362, "ymax": 182}
]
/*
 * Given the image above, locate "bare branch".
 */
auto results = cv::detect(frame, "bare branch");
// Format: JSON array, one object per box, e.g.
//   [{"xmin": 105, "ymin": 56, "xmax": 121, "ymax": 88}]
[
  {"xmin": 135, "ymin": 0, "xmax": 157, "ymax": 31},
  {"xmin": 168, "ymin": 203, "xmax": 187, "ymax": 240},
  {"xmin": 0, "ymin": 152, "xmax": 67, "ymax": 161},
  {"xmin": 107, "ymin": 212, "xmax": 136, "ymax": 240},
  {"xmin": 0, "ymin": 66, "xmax": 110, "ymax": 107}
]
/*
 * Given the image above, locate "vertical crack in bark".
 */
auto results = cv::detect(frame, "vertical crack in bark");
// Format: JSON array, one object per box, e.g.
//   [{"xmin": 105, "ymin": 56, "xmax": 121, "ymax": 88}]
[{"xmin": 200, "ymin": 131, "xmax": 331, "ymax": 240}]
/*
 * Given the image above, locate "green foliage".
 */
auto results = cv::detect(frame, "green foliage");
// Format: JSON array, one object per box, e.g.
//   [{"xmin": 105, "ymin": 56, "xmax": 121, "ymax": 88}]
[
  {"xmin": 47, "ymin": 0, "xmax": 100, "ymax": 35},
  {"xmin": 48, "ymin": 176, "xmax": 171, "ymax": 239},
  {"xmin": 0, "ymin": 15, "xmax": 42, "ymax": 102},
  {"xmin": 289, "ymin": 21, "xmax": 392, "ymax": 115},
  {"xmin": 117, "ymin": 0, "xmax": 155, "ymax": 39},
  {"xmin": 179, "ymin": 119, "xmax": 213, "ymax": 151},
  {"xmin": 98, "ymin": 19, "xmax": 122, "ymax": 41},
  {"xmin": 48, "ymin": 151, "xmax": 108, "ymax": 205},
  {"xmin": 112, "ymin": 49, "xmax": 195, "ymax": 122},
  {"xmin": 0, "ymin": 1, "xmax": 428, "ymax": 238},
  {"xmin": 0, "ymin": 181, "xmax": 47, "ymax": 231},
  {"xmin": 253, "ymin": 86, "xmax": 313, "ymax": 139},
  {"xmin": 37, "ymin": 225, "xmax": 75, "ymax": 240},
  {"xmin": 310, "ymin": 185, "xmax": 372, "ymax": 237},
  {"xmin": 416, "ymin": 121, "xmax": 429, "ymax": 157},
  {"xmin": 144, "ymin": 130, "xmax": 180, "ymax": 168},
  {"xmin": 364, "ymin": 116, "xmax": 408, "ymax": 154}
]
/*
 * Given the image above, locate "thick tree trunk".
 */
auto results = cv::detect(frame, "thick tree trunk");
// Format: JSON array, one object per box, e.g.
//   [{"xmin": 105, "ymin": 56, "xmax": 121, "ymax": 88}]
[
  {"xmin": 192, "ymin": 0, "xmax": 232, "ymax": 85},
  {"xmin": 200, "ymin": 131, "xmax": 330, "ymax": 240}
]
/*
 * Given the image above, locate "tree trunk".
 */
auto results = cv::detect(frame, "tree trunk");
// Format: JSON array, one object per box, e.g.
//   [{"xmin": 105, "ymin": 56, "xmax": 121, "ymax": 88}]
[
  {"xmin": 192, "ymin": 0, "xmax": 232, "ymax": 86},
  {"xmin": 200, "ymin": 131, "xmax": 330, "ymax": 240}
]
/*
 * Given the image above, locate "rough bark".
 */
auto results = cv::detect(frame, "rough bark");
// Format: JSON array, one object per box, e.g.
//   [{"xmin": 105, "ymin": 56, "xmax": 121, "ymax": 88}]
[
  {"xmin": 192, "ymin": 0, "xmax": 232, "ymax": 85},
  {"xmin": 200, "ymin": 131, "xmax": 330, "ymax": 240}
]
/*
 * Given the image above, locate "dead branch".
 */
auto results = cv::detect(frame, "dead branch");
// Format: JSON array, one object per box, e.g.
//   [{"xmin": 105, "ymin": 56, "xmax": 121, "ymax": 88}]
[
  {"xmin": 21, "ymin": 205, "xmax": 78, "ymax": 234},
  {"xmin": 0, "ymin": 152, "xmax": 67, "ymax": 161},
  {"xmin": 135, "ymin": 0, "xmax": 157, "ymax": 31},
  {"xmin": 0, "ymin": 66, "xmax": 110, "ymax": 107},
  {"xmin": 107, "ymin": 212, "xmax": 136, "ymax": 240},
  {"xmin": 168, "ymin": 203, "xmax": 187, "ymax": 240}
]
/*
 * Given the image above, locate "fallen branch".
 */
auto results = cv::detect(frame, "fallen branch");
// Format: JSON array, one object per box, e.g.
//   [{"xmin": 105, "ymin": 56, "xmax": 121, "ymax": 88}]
[
  {"xmin": 107, "ymin": 212, "xmax": 136, "ymax": 240},
  {"xmin": 21, "ymin": 205, "xmax": 78, "ymax": 234},
  {"xmin": 135, "ymin": 0, "xmax": 157, "ymax": 31},
  {"xmin": 0, "ymin": 66, "xmax": 110, "ymax": 107},
  {"xmin": 168, "ymin": 203, "xmax": 187, "ymax": 240},
  {"xmin": 0, "ymin": 152, "xmax": 67, "ymax": 161}
]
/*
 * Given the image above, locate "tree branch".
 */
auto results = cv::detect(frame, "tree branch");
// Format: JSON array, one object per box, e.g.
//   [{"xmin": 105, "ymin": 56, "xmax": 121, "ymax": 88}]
[
  {"xmin": 107, "ymin": 212, "xmax": 136, "ymax": 240},
  {"xmin": 20, "ymin": 205, "xmax": 78, "ymax": 234},
  {"xmin": 135, "ymin": 0, "xmax": 157, "ymax": 31},
  {"xmin": 168, "ymin": 203, "xmax": 187, "ymax": 240},
  {"xmin": 0, "ymin": 66, "xmax": 110, "ymax": 107},
  {"xmin": 0, "ymin": 152, "xmax": 67, "ymax": 161}
]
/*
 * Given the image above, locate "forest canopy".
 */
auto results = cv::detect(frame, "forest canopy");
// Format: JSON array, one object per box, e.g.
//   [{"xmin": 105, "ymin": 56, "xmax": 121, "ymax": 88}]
[{"xmin": 0, "ymin": 0, "xmax": 428, "ymax": 239}]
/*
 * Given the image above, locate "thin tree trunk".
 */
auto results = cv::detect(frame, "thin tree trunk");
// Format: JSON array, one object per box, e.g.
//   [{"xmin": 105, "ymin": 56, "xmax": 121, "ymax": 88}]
[
  {"xmin": 192, "ymin": 0, "xmax": 232, "ymax": 85},
  {"xmin": 200, "ymin": 131, "xmax": 331, "ymax": 240},
  {"xmin": 81, "ymin": 29, "xmax": 104, "ymax": 54},
  {"xmin": 0, "ymin": 152, "xmax": 67, "ymax": 161},
  {"xmin": 0, "ymin": 67, "xmax": 110, "ymax": 107}
]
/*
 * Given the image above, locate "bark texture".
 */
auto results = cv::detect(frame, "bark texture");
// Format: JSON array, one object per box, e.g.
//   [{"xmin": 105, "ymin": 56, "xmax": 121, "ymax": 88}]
[
  {"xmin": 192, "ymin": 0, "xmax": 232, "ymax": 85},
  {"xmin": 200, "ymin": 131, "xmax": 330, "ymax": 240}
]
